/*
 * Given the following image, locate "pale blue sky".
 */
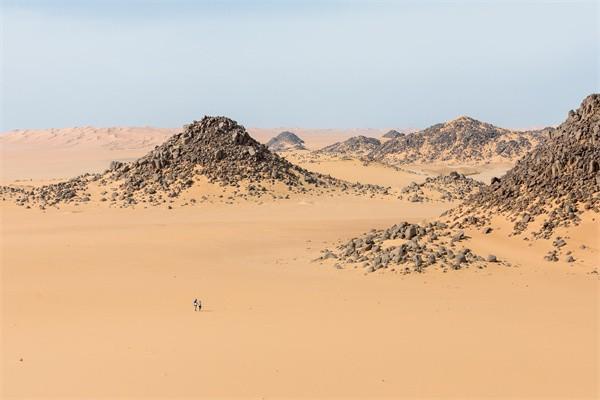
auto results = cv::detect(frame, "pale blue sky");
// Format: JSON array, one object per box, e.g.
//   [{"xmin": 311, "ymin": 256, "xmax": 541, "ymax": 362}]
[{"xmin": 1, "ymin": 0, "xmax": 598, "ymax": 131}]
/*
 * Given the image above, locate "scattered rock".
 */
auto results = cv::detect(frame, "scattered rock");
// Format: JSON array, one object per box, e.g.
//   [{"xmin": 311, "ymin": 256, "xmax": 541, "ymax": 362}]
[
  {"xmin": 398, "ymin": 172, "xmax": 485, "ymax": 203},
  {"xmin": 319, "ymin": 221, "xmax": 489, "ymax": 274}
]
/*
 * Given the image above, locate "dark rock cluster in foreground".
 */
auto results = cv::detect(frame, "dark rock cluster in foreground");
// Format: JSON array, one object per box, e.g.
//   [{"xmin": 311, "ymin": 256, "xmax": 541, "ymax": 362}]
[{"xmin": 318, "ymin": 219, "xmax": 500, "ymax": 274}]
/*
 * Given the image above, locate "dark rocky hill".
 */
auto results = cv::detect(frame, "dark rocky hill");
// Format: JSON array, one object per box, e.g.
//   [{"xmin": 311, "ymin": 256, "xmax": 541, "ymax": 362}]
[
  {"xmin": 452, "ymin": 94, "xmax": 600, "ymax": 237},
  {"xmin": 369, "ymin": 116, "xmax": 546, "ymax": 164},
  {"xmin": 2, "ymin": 116, "xmax": 388, "ymax": 207},
  {"xmin": 265, "ymin": 131, "xmax": 306, "ymax": 152},
  {"xmin": 316, "ymin": 219, "xmax": 500, "ymax": 274},
  {"xmin": 319, "ymin": 136, "xmax": 381, "ymax": 157}
]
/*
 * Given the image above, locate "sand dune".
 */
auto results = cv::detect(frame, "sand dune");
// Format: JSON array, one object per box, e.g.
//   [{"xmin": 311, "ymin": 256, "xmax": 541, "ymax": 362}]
[{"xmin": 0, "ymin": 127, "xmax": 178, "ymax": 182}]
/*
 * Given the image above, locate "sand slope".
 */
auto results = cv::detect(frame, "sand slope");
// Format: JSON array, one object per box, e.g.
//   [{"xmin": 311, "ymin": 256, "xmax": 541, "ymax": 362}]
[{"xmin": 2, "ymin": 197, "xmax": 598, "ymax": 398}]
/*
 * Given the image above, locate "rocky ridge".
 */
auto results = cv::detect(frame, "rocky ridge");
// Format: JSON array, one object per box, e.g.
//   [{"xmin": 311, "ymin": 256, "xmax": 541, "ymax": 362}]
[
  {"xmin": 450, "ymin": 94, "xmax": 600, "ymax": 238},
  {"xmin": 368, "ymin": 116, "xmax": 546, "ymax": 165},
  {"xmin": 318, "ymin": 136, "xmax": 381, "ymax": 158},
  {"xmin": 319, "ymin": 95, "xmax": 599, "ymax": 272}
]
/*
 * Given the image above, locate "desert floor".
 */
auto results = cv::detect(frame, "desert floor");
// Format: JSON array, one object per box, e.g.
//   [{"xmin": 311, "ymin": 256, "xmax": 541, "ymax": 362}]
[{"xmin": 1, "ymin": 131, "xmax": 599, "ymax": 399}]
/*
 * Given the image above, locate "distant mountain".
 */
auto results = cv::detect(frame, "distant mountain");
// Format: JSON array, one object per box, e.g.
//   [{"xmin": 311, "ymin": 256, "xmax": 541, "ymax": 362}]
[
  {"xmin": 319, "ymin": 136, "xmax": 381, "ymax": 157},
  {"xmin": 369, "ymin": 116, "xmax": 547, "ymax": 164},
  {"xmin": 382, "ymin": 129, "xmax": 404, "ymax": 139},
  {"xmin": 265, "ymin": 131, "xmax": 306, "ymax": 152}
]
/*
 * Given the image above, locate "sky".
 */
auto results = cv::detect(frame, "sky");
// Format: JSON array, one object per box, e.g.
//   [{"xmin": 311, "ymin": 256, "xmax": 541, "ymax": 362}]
[{"xmin": 0, "ymin": 0, "xmax": 598, "ymax": 131}]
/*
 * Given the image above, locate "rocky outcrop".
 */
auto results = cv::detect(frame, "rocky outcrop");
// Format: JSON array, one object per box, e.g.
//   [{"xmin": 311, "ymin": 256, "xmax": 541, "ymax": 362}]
[
  {"xmin": 101, "ymin": 117, "xmax": 389, "ymax": 203},
  {"xmin": 369, "ymin": 116, "xmax": 547, "ymax": 164},
  {"xmin": 265, "ymin": 131, "xmax": 306, "ymax": 152},
  {"xmin": 317, "ymin": 220, "xmax": 500, "ymax": 274},
  {"xmin": 452, "ymin": 94, "xmax": 600, "ymax": 237},
  {"xmin": 2, "ymin": 116, "xmax": 389, "ymax": 208},
  {"xmin": 399, "ymin": 171, "xmax": 485, "ymax": 203},
  {"xmin": 319, "ymin": 136, "xmax": 381, "ymax": 157},
  {"xmin": 106, "ymin": 117, "xmax": 322, "ymax": 196}
]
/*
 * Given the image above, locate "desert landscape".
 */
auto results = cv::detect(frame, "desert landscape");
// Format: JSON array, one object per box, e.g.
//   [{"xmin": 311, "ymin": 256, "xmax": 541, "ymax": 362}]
[
  {"xmin": 2, "ymin": 1, "xmax": 598, "ymax": 398},
  {"xmin": 1, "ymin": 94, "xmax": 598, "ymax": 398}
]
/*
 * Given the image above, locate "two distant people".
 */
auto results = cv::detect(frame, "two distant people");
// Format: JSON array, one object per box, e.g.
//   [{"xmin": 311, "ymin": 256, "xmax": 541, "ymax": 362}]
[{"xmin": 193, "ymin": 298, "xmax": 202, "ymax": 312}]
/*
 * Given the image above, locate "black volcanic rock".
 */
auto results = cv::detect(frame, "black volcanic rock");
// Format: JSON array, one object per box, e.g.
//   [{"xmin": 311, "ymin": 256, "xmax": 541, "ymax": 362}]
[
  {"xmin": 317, "ymin": 220, "xmax": 496, "ymax": 274},
  {"xmin": 266, "ymin": 131, "xmax": 306, "ymax": 152}
]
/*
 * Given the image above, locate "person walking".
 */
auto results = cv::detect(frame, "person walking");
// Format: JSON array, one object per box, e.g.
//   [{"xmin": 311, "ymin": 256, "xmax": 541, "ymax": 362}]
[{"xmin": 193, "ymin": 298, "xmax": 199, "ymax": 312}]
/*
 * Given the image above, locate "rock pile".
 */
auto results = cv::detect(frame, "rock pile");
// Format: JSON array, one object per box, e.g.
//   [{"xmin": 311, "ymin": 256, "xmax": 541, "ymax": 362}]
[
  {"xmin": 368, "ymin": 116, "xmax": 546, "ymax": 165},
  {"xmin": 399, "ymin": 171, "xmax": 485, "ymax": 202},
  {"xmin": 452, "ymin": 94, "xmax": 600, "ymax": 237},
  {"xmin": 0, "ymin": 174, "xmax": 99, "ymax": 208},
  {"xmin": 319, "ymin": 136, "xmax": 381, "ymax": 158},
  {"xmin": 265, "ymin": 131, "xmax": 306, "ymax": 152},
  {"xmin": 105, "ymin": 117, "xmax": 388, "ymax": 201},
  {"xmin": 318, "ymin": 220, "xmax": 498, "ymax": 274}
]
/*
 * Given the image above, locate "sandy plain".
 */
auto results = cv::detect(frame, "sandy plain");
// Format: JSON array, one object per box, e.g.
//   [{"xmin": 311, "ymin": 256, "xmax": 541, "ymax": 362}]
[{"xmin": 1, "ymin": 128, "xmax": 598, "ymax": 399}]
